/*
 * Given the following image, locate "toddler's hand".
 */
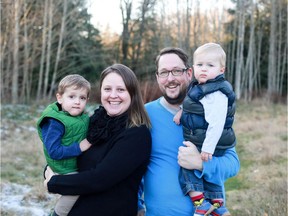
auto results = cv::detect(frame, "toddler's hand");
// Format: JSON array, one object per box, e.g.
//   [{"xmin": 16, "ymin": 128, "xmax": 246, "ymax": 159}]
[
  {"xmin": 201, "ymin": 152, "xmax": 212, "ymax": 162},
  {"xmin": 173, "ymin": 109, "xmax": 183, "ymax": 125}
]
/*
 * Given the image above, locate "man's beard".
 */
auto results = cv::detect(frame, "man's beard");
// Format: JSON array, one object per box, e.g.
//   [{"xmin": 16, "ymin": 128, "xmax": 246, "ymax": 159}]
[{"xmin": 163, "ymin": 90, "xmax": 186, "ymax": 105}]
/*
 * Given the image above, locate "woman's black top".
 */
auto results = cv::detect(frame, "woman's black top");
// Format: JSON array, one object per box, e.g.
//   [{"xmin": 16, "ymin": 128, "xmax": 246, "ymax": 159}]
[{"xmin": 47, "ymin": 107, "xmax": 152, "ymax": 216}]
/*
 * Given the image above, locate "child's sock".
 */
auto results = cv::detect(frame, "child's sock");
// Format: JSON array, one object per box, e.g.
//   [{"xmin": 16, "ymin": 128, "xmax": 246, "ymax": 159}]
[
  {"xmin": 191, "ymin": 193, "xmax": 204, "ymax": 206},
  {"xmin": 211, "ymin": 199, "xmax": 224, "ymax": 208}
]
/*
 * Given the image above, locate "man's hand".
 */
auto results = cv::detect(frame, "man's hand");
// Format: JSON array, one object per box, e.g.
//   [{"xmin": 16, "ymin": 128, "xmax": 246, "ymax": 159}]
[{"xmin": 178, "ymin": 141, "xmax": 203, "ymax": 171}]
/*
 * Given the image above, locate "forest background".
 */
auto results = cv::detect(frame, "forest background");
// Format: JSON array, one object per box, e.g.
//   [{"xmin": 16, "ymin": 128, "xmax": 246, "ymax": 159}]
[
  {"xmin": 0, "ymin": 0, "xmax": 287, "ymax": 215},
  {"xmin": 1, "ymin": 0, "xmax": 287, "ymax": 104}
]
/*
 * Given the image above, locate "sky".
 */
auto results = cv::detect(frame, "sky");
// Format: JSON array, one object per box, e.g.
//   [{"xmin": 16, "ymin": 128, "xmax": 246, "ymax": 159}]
[
  {"xmin": 87, "ymin": 0, "xmax": 235, "ymax": 35},
  {"xmin": 87, "ymin": 0, "xmax": 123, "ymax": 34}
]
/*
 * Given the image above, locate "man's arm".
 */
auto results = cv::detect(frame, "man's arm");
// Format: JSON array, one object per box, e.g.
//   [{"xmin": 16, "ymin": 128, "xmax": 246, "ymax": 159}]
[{"xmin": 178, "ymin": 141, "xmax": 240, "ymax": 182}]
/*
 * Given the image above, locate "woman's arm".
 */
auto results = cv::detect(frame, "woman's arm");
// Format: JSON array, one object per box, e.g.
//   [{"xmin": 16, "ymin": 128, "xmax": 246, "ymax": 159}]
[{"xmin": 47, "ymin": 126, "xmax": 151, "ymax": 195}]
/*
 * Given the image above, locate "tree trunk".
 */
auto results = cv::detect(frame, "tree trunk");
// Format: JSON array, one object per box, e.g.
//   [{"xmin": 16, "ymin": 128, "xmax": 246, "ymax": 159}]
[
  {"xmin": 267, "ymin": 0, "xmax": 277, "ymax": 100},
  {"xmin": 21, "ymin": 0, "xmax": 30, "ymax": 103},
  {"xmin": 132, "ymin": 0, "xmax": 156, "ymax": 72},
  {"xmin": 36, "ymin": 0, "xmax": 49, "ymax": 101},
  {"xmin": 176, "ymin": 0, "xmax": 182, "ymax": 48},
  {"xmin": 235, "ymin": 0, "xmax": 245, "ymax": 100},
  {"xmin": 121, "ymin": 0, "xmax": 132, "ymax": 65},
  {"xmin": 276, "ymin": 1, "xmax": 286, "ymax": 95},
  {"xmin": 185, "ymin": 0, "xmax": 191, "ymax": 52},
  {"xmin": 245, "ymin": 0, "xmax": 255, "ymax": 101},
  {"xmin": 193, "ymin": 1, "xmax": 200, "ymax": 48},
  {"xmin": 227, "ymin": 10, "xmax": 238, "ymax": 83},
  {"xmin": 48, "ymin": 0, "xmax": 67, "ymax": 100},
  {"xmin": 12, "ymin": 0, "xmax": 20, "ymax": 104},
  {"xmin": 0, "ymin": 2, "xmax": 11, "ymax": 102},
  {"xmin": 43, "ymin": 0, "xmax": 53, "ymax": 99},
  {"xmin": 254, "ymin": 24, "xmax": 263, "ymax": 96}
]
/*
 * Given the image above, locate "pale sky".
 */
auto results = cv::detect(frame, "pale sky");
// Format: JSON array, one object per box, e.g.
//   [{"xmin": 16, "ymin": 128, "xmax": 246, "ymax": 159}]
[
  {"xmin": 87, "ymin": 0, "xmax": 235, "ymax": 35},
  {"xmin": 87, "ymin": 0, "xmax": 123, "ymax": 34}
]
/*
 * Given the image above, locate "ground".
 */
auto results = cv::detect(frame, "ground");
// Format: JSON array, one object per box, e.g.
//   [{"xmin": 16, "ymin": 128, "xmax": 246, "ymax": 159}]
[{"xmin": 0, "ymin": 101, "xmax": 287, "ymax": 215}]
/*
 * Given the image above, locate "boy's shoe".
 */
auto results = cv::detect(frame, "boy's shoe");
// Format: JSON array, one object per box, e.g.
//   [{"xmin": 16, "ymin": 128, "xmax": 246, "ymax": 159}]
[
  {"xmin": 210, "ymin": 205, "xmax": 231, "ymax": 216},
  {"xmin": 193, "ymin": 198, "xmax": 213, "ymax": 216}
]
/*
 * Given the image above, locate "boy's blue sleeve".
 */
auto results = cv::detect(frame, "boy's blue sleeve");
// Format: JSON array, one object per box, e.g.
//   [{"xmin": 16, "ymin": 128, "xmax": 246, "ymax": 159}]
[
  {"xmin": 41, "ymin": 118, "xmax": 82, "ymax": 160},
  {"xmin": 137, "ymin": 178, "xmax": 145, "ymax": 211}
]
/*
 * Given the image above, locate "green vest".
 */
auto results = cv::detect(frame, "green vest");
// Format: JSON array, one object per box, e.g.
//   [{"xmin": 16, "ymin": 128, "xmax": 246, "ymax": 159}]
[{"xmin": 37, "ymin": 102, "xmax": 89, "ymax": 174}]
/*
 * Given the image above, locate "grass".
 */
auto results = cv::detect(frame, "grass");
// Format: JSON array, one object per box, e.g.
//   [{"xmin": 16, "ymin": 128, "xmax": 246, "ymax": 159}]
[
  {"xmin": 1, "ymin": 100, "xmax": 287, "ymax": 215},
  {"xmin": 225, "ymin": 100, "xmax": 287, "ymax": 215}
]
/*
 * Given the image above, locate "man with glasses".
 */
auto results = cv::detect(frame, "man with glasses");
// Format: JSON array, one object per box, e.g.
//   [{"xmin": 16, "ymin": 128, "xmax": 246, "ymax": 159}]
[{"xmin": 142, "ymin": 47, "xmax": 240, "ymax": 215}]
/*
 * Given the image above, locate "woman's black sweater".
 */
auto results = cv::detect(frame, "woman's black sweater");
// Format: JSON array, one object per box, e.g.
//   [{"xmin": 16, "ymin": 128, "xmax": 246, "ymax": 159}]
[{"xmin": 48, "ymin": 118, "xmax": 151, "ymax": 216}]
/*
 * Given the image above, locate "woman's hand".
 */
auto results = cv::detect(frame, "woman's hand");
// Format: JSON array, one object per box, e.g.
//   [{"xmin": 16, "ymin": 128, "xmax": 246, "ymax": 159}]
[
  {"xmin": 178, "ymin": 141, "xmax": 203, "ymax": 171},
  {"xmin": 80, "ymin": 138, "xmax": 92, "ymax": 152},
  {"xmin": 43, "ymin": 166, "xmax": 55, "ymax": 189},
  {"xmin": 137, "ymin": 209, "xmax": 145, "ymax": 216}
]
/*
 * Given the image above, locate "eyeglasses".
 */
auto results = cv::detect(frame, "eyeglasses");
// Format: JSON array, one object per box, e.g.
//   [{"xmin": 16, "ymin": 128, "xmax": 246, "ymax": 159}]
[{"xmin": 157, "ymin": 68, "xmax": 188, "ymax": 78}]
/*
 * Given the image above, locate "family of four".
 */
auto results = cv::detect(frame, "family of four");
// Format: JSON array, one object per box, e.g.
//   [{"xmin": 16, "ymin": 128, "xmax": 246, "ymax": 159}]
[{"xmin": 37, "ymin": 43, "xmax": 240, "ymax": 216}]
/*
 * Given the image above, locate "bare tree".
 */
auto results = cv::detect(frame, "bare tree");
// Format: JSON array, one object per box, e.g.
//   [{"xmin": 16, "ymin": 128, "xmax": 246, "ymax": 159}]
[
  {"xmin": 244, "ymin": 0, "xmax": 255, "ymax": 101},
  {"xmin": 276, "ymin": 0, "xmax": 287, "ymax": 96},
  {"xmin": 267, "ymin": 0, "xmax": 277, "ymax": 100},
  {"xmin": 226, "ymin": 4, "xmax": 238, "ymax": 84},
  {"xmin": 20, "ymin": 0, "xmax": 31, "ymax": 103},
  {"xmin": 235, "ymin": 0, "xmax": 246, "ymax": 100},
  {"xmin": 1, "ymin": 1, "xmax": 13, "ymax": 102},
  {"xmin": 43, "ymin": 0, "xmax": 53, "ymax": 99},
  {"xmin": 120, "ymin": 0, "xmax": 133, "ymax": 64},
  {"xmin": 12, "ymin": 0, "xmax": 20, "ymax": 104},
  {"xmin": 176, "ymin": 0, "xmax": 182, "ymax": 48},
  {"xmin": 192, "ymin": 0, "xmax": 200, "ymax": 48},
  {"xmin": 184, "ymin": 0, "xmax": 192, "ymax": 52},
  {"xmin": 131, "ymin": 0, "xmax": 156, "ymax": 71},
  {"xmin": 253, "ymin": 4, "xmax": 263, "ymax": 97},
  {"xmin": 158, "ymin": 0, "xmax": 172, "ymax": 47},
  {"xmin": 48, "ymin": 0, "xmax": 68, "ymax": 100},
  {"xmin": 36, "ymin": 0, "xmax": 49, "ymax": 101}
]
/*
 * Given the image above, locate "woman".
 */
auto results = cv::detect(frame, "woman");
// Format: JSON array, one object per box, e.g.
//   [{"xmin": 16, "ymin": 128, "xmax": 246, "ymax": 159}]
[{"xmin": 44, "ymin": 64, "xmax": 152, "ymax": 216}]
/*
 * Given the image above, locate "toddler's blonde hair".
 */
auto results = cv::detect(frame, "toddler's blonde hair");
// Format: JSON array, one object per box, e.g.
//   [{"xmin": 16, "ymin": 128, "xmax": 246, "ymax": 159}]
[{"xmin": 193, "ymin": 43, "xmax": 226, "ymax": 67}]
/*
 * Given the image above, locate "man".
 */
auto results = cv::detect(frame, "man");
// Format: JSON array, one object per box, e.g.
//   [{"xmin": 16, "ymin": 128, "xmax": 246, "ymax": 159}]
[{"xmin": 143, "ymin": 47, "xmax": 240, "ymax": 216}]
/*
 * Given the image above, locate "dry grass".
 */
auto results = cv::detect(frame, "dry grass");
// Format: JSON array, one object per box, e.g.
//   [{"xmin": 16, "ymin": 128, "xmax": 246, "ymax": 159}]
[
  {"xmin": 225, "ymin": 100, "xmax": 287, "ymax": 215},
  {"xmin": 0, "ymin": 101, "xmax": 287, "ymax": 215}
]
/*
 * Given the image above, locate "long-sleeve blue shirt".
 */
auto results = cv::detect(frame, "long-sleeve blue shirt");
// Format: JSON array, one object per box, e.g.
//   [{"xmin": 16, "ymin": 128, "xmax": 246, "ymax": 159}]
[
  {"xmin": 41, "ymin": 118, "xmax": 82, "ymax": 160},
  {"xmin": 143, "ymin": 98, "xmax": 240, "ymax": 216}
]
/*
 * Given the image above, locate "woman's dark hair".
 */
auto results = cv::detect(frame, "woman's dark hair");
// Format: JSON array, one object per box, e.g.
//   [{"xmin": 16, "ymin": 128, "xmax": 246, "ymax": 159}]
[{"xmin": 100, "ymin": 64, "xmax": 151, "ymax": 128}]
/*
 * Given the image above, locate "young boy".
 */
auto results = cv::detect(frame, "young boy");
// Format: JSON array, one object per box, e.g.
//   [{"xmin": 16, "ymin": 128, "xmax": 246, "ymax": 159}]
[
  {"xmin": 37, "ymin": 74, "xmax": 92, "ymax": 216},
  {"xmin": 174, "ymin": 43, "xmax": 237, "ymax": 216}
]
